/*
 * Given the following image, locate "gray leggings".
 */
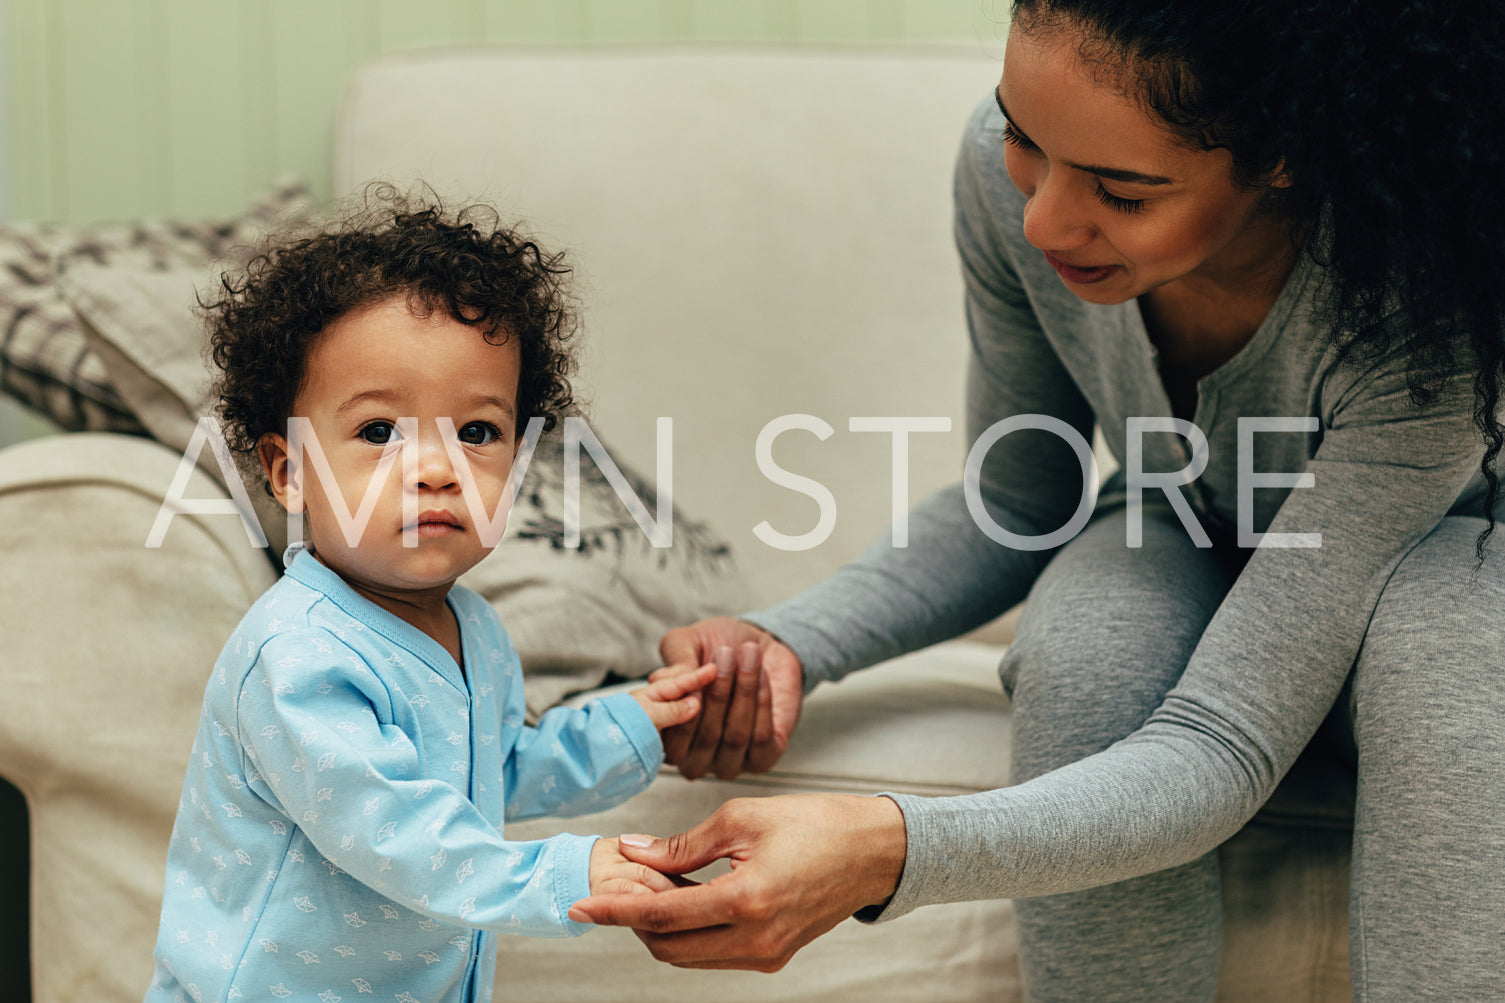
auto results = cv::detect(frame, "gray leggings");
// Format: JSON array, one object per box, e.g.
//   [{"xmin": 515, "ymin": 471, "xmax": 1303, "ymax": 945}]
[{"xmin": 999, "ymin": 504, "xmax": 1505, "ymax": 1002}]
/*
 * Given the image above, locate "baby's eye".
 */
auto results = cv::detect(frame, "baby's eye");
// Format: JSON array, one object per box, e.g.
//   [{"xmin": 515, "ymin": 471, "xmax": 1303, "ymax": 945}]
[
  {"xmin": 359, "ymin": 421, "xmax": 400, "ymax": 445},
  {"xmin": 457, "ymin": 421, "xmax": 502, "ymax": 446}
]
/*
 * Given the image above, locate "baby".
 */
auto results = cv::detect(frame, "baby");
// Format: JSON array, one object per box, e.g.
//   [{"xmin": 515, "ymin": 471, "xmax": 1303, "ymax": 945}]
[{"xmin": 145, "ymin": 193, "xmax": 715, "ymax": 1002}]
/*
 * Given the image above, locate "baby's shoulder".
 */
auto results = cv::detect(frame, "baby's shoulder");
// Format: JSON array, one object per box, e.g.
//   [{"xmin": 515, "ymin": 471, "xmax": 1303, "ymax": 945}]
[{"xmin": 214, "ymin": 578, "xmax": 378, "ymax": 690}]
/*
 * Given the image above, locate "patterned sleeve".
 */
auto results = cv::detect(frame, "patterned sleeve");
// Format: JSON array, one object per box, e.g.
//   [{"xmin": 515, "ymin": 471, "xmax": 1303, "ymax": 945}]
[
  {"xmin": 503, "ymin": 693, "xmax": 663, "ymax": 821},
  {"xmin": 237, "ymin": 629, "xmax": 597, "ymax": 938}
]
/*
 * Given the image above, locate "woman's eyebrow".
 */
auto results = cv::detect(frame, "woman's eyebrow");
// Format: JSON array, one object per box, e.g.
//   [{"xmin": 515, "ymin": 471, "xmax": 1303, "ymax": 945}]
[
  {"xmin": 995, "ymin": 88, "xmax": 1035, "ymax": 145},
  {"xmin": 994, "ymin": 88, "xmax": 1177, "ymax": 187}
]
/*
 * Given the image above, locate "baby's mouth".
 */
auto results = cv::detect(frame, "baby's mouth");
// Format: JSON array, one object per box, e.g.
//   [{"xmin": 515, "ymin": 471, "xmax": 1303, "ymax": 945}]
[{"xmin": 408, "ymin": 510, "xmax": 463, "ymax": 536}]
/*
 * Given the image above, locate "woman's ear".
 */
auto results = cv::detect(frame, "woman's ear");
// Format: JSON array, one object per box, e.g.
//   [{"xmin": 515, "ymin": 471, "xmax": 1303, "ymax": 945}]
[
  {"xmin": 1265, "ymin": 158, "xmax": 1294, "ymax": 189},
  {"xmin": 258, "ymin": 432, "xmax": 303, "ymax": 514}
]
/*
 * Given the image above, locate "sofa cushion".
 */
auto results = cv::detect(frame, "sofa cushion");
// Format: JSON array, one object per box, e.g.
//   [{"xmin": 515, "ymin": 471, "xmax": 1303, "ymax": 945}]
[{"xmin": 334, "ymin": 47, "xmax": 1002, "ymax": 601}]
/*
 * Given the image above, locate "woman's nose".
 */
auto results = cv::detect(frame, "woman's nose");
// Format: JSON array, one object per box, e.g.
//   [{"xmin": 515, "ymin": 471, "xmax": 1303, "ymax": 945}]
[{"xmin": 1019, "ymin": 170, "xmax": 1095, "ymax": 252}]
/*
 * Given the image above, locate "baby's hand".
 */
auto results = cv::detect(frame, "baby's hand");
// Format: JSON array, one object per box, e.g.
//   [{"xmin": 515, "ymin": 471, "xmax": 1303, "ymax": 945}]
[
  {"xmin": 587, "ymin": 837, "xmax": 676, "ymax": 897},
  {"xmin": 630, "ymin": 664, "xmax": 719, "ymax": 732}
]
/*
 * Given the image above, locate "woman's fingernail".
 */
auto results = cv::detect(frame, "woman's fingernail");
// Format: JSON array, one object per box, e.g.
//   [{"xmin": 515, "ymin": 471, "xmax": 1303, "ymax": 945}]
[
  {"xmin": 568, "ymin": 906, "xmax": 590, "ymax": 922},
  {"xmin": 715, "ymin": 645, "xmax": 735, "ymax": 676},
  {"xmin": 620, "ymin": 833, "xmax": 654, "ymax": 848}
]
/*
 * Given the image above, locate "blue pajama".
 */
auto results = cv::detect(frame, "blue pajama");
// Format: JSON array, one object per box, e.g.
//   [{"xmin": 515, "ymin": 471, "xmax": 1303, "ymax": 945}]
[{"xmin": 147, "ymin": 546, "xmax": 662, "ymax": 1003}]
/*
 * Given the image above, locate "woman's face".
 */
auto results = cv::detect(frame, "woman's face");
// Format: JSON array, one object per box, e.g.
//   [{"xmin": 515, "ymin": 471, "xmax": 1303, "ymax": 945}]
[{"xmin": 999, "ymin": 22, "xmax": 1290, "ymax": 304}]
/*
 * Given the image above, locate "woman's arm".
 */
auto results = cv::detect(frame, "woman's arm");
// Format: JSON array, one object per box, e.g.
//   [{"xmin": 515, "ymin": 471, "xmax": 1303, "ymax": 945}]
[
  {"xmin": 884, "ymin": 353, "xmax": 1483, "ymax": 912},
  {"xmin": 575, "ymin": 349, "xmax": 1484, "ymax": 964}
]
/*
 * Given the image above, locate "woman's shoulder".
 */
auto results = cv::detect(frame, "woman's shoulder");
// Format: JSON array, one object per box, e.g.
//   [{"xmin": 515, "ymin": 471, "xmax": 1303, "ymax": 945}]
[{"xmin": 955, "ymin": 91, "xmax": 1026, "ymax": 219}]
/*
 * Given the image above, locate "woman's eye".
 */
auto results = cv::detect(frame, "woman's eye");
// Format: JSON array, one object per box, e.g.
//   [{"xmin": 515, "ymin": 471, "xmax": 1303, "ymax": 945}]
[
  {"xmin": 1001, "ymin": 123, "xmax": 1038, "ymax": 151},
  {"xmin": 457, "ymin": 421, "xmax": 502, "ymax": 446},
  {"xmin": 359, "ymin": 421, "xmax": 399, "ymax": 445},
  {"xmin": 1094, "ymin": 183, "xmax": 1146, "ymax": 216}
]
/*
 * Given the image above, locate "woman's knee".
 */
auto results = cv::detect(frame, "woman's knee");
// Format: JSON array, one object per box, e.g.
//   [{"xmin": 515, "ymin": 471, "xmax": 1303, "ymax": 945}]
[
  {"xmin": 1000, "ymin": 506, "xmax": 1238, "ymax": 721},
  {"xmin": 1351, "ymin": 518, "xmax": 1505, "ymax": 774}
]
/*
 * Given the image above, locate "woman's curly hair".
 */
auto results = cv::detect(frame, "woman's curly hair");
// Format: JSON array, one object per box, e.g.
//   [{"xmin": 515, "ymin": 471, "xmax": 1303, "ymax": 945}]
[
  {"xmin": 1013, "ymin": 0, "xmax": 1505, "ymax": 557},
  {"xmin": 207, "ymin": 185, "xmax": 578, "ymax": 482}
]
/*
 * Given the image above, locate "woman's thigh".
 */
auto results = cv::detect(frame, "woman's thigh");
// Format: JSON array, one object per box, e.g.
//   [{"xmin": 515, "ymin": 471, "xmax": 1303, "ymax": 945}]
[{"xmin": 1346, "ymin": 515, "xmax": 1505, "ymax": 999}]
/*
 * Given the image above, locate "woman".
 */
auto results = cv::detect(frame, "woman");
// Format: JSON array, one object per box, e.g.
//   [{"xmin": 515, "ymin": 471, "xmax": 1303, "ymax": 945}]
[{"xmin": 570, "ymin": 1, "xmax": 1505, "ymax": 998}]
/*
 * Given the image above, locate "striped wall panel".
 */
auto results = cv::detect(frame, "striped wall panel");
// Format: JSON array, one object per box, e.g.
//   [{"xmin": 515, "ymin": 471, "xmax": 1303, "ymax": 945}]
[{"xmin": 2, "ymin": 0, "xmax": 1009, "ymax": 222}]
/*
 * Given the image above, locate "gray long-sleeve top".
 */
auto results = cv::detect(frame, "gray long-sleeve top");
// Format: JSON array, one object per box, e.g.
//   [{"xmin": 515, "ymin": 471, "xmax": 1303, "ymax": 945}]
[{"xmin": 747, "ymin": 94, "xmax": 1491, "ymax": 918}]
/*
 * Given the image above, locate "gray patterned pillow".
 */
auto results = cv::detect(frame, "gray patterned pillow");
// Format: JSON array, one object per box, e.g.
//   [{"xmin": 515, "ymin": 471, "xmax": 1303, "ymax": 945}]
[{"xmin": 0, "ymin": 179, "xmax": 313, "ymax": 432}]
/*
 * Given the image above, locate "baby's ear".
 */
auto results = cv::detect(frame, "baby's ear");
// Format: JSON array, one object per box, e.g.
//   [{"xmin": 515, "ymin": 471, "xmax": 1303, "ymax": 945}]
[{"xmin": 258, "ymin": 432, "xmax": 302, "ymax": 514}]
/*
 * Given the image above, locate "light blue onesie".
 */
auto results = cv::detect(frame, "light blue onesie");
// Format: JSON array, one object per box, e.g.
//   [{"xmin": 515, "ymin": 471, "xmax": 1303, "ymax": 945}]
[{"xmin": 146, "ymin": 546, "xmax": 663, "ymax": 1003}]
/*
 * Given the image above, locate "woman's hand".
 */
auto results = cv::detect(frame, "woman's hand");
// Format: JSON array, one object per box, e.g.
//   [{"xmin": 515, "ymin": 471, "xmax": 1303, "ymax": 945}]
[
  {"xmin": 567, "ymin": 794, "xmax": 907, "ymax": 971},
  {"xmin": 652, "ymin": 617, "xmax": 804, "ymax": 780}
]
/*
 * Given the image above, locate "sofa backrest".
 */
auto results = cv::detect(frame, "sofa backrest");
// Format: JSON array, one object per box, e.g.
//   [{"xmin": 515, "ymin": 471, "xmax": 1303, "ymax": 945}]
[{"xmin": 334, "ymin": 45, "xmax": 1004, "ymax": 601}]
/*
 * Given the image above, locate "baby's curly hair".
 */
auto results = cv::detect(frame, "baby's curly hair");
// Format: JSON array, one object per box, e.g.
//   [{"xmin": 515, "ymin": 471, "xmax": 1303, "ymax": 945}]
[{"xmin": 207, "ymin": 185, "xmax": 578, "ymax": 482}]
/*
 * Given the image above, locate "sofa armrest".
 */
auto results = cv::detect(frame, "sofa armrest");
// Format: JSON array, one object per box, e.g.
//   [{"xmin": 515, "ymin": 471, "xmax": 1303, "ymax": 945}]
[{"xmin": 0, "ymin": 433, "xmax": 277, "ymax": 1003}]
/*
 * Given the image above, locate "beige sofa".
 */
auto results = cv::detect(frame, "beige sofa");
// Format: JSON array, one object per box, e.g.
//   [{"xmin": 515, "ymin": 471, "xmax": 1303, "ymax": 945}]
[{"xmin": 0, "ymin": 45, "xmax": 1350, "ymax": 1002}]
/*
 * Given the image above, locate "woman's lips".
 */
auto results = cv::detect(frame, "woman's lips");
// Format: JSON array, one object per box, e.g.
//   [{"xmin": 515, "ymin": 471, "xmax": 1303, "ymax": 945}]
[{"xmin": 1044, "ymin": 252, "xmax": 1118, "ymax": 285}]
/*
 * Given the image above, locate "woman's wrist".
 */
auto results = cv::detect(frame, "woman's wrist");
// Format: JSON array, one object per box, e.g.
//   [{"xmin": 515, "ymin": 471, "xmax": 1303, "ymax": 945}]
[{"xmin": 843, "ymin": 794, "xmax": 908, "ymax": 909}]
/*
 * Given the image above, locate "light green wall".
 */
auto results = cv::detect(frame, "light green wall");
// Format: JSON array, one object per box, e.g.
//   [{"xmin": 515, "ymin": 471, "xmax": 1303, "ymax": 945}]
[{"xmin": 4, "ymin": 0, "xmax": 1010, "ymax": 224}]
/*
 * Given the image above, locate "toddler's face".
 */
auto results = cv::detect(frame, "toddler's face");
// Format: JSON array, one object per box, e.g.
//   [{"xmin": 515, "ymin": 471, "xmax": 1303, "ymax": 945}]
[{"xmin": 259, "ymin": 294, "xmax": 522, "ymax": 605}]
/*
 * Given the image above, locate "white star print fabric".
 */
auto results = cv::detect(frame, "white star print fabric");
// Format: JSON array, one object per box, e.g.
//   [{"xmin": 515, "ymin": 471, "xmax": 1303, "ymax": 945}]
[{"xmin": 146, "ymin": 546, "xmax": 662, "ymax": 1003}]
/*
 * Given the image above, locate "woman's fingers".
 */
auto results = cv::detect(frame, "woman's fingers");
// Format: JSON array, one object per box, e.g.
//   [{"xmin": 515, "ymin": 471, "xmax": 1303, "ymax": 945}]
[
  {"xmin": 653, "ymin": 618, "xmax": 806, "ymax": 779},
  {"xmin": 745, "ymin": 643, "xmax": 803, "ymax": 773},
  {"xmin": 571, "ymin": 811, "xmax": 748, "ymax": 928},
  {"xmin": 676, "ymin": 644, "xmax": 737, "ymax": 779},
  {"xmin": 656, "ymin": 623, "xmax": 704, "ymax": 669},
  {"xmin": 711, "ymin": 642, "xmax": 761, "ymax": 779},
  {"xmin": 571, "ymin": 878, "xmax": 744, "ymax": 933},
  {"xmin": 610, "ymin": 809, "xmax": 741, "ymax": 877}
]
